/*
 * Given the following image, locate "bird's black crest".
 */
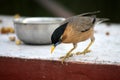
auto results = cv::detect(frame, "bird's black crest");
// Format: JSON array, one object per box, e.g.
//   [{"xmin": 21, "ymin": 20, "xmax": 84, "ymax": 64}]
[{"xmin": 51, "ymin": 22, "xmax": 68, "ymax": 44}]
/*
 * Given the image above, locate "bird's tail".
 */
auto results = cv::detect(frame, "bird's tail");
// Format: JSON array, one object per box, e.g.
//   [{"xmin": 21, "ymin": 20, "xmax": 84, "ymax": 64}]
[
  {"xmin": 78, "ymin": 11, "xmax": 100, "ymax": 16},
  {"xmin": 96, "ymin": 18, "xmax": 109, "ymax": 23}
]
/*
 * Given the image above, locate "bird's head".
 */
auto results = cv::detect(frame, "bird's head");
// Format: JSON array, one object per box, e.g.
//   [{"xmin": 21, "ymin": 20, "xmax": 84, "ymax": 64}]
[{"xmin": 51, "ymin": 22, "xmax": 68, "ymax": 53}]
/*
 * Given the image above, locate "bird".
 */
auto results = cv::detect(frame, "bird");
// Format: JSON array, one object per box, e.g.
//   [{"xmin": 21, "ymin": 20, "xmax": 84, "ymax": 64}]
[{"xmin": 51, "ymin": 11, "xmax": 108, "ymax": 63}]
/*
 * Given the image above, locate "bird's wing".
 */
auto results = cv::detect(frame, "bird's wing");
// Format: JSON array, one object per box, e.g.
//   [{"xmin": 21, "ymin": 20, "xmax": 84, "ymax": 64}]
[
  {"xmin": 63, "ymin": 16, "xmax": 96, "ymax": 32},
  {"xmin": 61, "ymin": 11, "xmax": 99, "ymax": 25}
]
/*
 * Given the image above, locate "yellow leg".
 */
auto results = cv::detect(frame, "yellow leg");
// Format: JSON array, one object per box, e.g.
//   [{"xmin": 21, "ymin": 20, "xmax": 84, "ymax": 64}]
[
  {"xmin": 60, "ymin": 43, "xmax": 77, "ymax": 63},
  {"xmin": 76, "ymin": 37, "xmax": 95, "ymax": 55}
]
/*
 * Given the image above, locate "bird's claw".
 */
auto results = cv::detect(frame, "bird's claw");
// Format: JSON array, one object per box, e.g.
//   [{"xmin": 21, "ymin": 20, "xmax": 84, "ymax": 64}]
[
  {"xmin": 60, "ymin": 54, "xmax": 73, "ymax": 59},
  {"xmin": 60, "ymin": 56, "xmax": 66, "ymax": 64},
  {"xmin": 60, "ymin": 54, "xmax": 74, "ymax": 64},
  {"xmin": 76, "ymin": 49, "xmax": 91, "ymax": 55}
]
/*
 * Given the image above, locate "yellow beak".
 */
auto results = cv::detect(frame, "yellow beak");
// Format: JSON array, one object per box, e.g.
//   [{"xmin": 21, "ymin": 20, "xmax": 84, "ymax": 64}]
[{"xmin": 51, "ymin": 45, "xmax": 55, "ymax": 54}]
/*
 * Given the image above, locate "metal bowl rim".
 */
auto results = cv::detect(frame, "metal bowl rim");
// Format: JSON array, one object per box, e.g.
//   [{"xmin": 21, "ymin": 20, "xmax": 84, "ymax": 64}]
[{"xmin": 13, "ymin": 17, "xmax": 65, "ymax": 25}]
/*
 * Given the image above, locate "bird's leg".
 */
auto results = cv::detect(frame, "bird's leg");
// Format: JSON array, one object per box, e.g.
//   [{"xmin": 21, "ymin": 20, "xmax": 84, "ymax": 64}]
[
  {"xmin": 60, "ymin": 43, "xmax": 77, "ymax": 63},
  {"xmin": 76, "ymin": 37, "xmax": 95, "ymax": 55}
]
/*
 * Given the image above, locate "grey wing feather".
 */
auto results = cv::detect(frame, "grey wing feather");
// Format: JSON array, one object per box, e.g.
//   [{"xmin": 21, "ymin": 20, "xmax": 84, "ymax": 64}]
[{"xmin": 64, "ymin": 16, "xmax": 96, "ymax": 32}]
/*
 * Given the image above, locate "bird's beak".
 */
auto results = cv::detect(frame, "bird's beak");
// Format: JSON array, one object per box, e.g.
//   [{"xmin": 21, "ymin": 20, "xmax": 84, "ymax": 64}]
[
  {"xmin": 51, "ymin": 41, "xmax": 61, "ymax": 54},
  {"xmin": 51, "ymin": 45, "xmax": 55, "ymax": 54}
]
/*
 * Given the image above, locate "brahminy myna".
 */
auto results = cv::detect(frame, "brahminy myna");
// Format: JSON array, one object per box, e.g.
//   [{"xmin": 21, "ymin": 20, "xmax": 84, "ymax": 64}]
[{"xmin": 51, "ymin": 11, "xmax": 108, "ymax": 63}]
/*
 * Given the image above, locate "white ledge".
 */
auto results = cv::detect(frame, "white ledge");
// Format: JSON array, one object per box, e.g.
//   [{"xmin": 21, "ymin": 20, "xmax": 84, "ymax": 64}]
[{"xmin": 0, "ymin": 16, "xmax": 120, "ymax": 65}]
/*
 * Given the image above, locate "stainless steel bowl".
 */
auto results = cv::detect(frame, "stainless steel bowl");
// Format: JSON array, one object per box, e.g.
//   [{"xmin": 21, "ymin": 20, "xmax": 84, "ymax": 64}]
[{"xmin": 14, "ymin": 17, "xmax": 65, "ymax": 44}]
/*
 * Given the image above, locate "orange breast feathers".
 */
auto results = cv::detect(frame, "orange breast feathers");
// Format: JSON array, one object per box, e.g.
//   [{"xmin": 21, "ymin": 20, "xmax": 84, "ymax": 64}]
[{"xmin": 61, "ymin": 25, "xmax": 94, "ymax": 43}]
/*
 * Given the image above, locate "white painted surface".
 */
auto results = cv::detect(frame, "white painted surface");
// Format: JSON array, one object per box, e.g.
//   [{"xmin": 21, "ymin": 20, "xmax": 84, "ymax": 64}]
[{"xmin": 0, "ymin": 16, "xmax": 120, "ymax": 65}]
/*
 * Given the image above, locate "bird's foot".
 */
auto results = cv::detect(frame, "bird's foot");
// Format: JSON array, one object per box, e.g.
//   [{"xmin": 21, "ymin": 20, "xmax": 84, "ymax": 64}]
[
  {"xmin": 60, "ymin": 54, "xmax": 73, "ymax": 59},
  {"xmin": 60, "ymin": 54, "xmax": 73, "ymax": 64},
  {"xmin": 76, "ymin": 49, "xmax": 91, "ymax": 55}
]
